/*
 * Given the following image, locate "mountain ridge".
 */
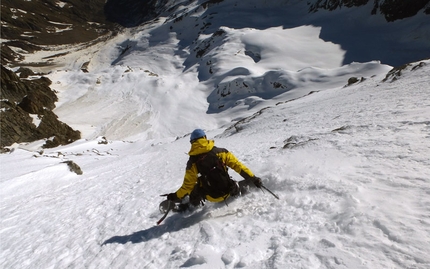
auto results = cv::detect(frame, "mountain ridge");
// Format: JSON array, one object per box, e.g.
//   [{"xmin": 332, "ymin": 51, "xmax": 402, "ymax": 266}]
[
  {"xmin": 1, "ymin": 0, "xmax": 429, "ymax": 67},
  {"xmin": 1, "ymin": 0, "xmax": 429, "ymax": 148}
]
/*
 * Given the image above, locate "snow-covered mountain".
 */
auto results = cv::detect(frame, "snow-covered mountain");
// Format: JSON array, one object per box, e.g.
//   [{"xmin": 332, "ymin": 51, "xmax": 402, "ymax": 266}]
[
  {"xmin": 2, "ymin": 0, "xmax": 429, "ymax": 146},
  {"xmin": 1, "ymin": 0, "xmax": 430, "ymax": 268},
  {"xmin": 2, "ymin": 0, "xmax": 429, "ymax": 68}
]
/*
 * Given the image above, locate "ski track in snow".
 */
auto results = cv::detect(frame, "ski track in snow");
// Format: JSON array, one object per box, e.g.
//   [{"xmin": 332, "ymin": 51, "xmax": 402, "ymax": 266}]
[{"xmin": 2, "ymin": 1, "xmax": 430, "ymax": 268}]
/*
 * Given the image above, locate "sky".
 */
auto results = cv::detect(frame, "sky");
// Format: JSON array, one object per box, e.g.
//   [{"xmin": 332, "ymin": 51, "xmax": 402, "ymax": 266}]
[{"xmin": 1, "ymin": 0, "xmax": 430, "ymax": 268}]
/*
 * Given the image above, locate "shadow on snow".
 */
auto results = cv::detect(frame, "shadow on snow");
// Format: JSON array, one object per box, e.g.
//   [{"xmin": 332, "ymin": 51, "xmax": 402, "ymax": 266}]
[{"xmin": 101, "ymin": 209, "xmax": 207, "ymax": 245}]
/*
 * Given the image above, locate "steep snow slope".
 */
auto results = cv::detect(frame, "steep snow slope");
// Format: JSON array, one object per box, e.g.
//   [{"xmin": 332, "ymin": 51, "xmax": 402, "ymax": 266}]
[
  {"xmin": 1, "ymin": 0, "xmax": 430, "ymax": 268},
  {"xmin": 42, "ymin": 0, "xmax": 420, "ymax": 140},
  {"xmin": 1, "ymin": 60, "xmax": 429, "ymax": 269},
  {"xmin": 21, "ymin": 0, "xmax": 424, "ymax": 141}
]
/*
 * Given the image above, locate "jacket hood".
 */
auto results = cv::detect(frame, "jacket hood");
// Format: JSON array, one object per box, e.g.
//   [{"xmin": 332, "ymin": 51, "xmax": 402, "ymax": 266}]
[{"xmin": 188, "ymin": 138, "xmax": 214, "ymax": 156}]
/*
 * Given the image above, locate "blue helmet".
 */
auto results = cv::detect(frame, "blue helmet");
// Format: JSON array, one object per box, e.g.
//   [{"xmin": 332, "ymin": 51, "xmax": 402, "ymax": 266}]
[{"xmin": 190, "ymin": 129, "xmax": 206, "ymax": 142}]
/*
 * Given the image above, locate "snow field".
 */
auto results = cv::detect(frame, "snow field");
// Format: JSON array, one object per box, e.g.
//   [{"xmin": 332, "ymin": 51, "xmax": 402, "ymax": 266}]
[
  {"xmin": 2, "ymin": 60, "xmax": 429, "ymax": 268},
  {"xmin": 1, "ymin": 0, "xmax": 430, "ymax": 268}
]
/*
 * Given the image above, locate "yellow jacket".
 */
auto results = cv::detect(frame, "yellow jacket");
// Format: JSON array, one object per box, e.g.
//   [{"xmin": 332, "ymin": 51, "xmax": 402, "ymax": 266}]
[{"xmin": 175, "ymin": 138, "xmax": 255, "ymax": 202}]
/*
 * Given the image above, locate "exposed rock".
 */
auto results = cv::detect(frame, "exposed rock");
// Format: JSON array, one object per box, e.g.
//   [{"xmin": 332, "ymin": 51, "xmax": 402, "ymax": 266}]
[
  {"xmin": 309, "ymin": 0, "xmax": 429, "ymax": 22},
  {"xmin": 81, "ymin": 61, "xmax": 90, "ymax": 73},
  {"xmin": 309, "ymin": 0, "xmax": 368, "ymax": 11},
  {"xmin": 382, "ymin": 61, "xmax": 428, "ymax": 83},
  {"xmin": 1, "ymin": 0, "xmax": 117, "ymax": 66},
  {"xmin": 377, "ymin": 0, "xmax": 430, "ymax": 21},
  {"xmin": 347, "ymin": 77, "xmax": 360, "ymax": 85},
  {"xmin": 63, "ymin": 161, "xmax": 83, "ymax": 175},
  {"xmin": 283, "ymin": 135, "xmax": 318, "ymax": 149},
  {"xmin": 98, "ymin": 137, "xmax": 109, "ymax": 145},
  {"xmin": 346, "ymin": 77, "xmax": 365, "ymax": 86},
  {"xmin": 17, "ymin": 67, "xmax": 36, "ymax": 78},
  {"xmin": 0, "ymin": 100, "xmax": 39, "ymax": 147},
  {"xmin": 37, "ymin": 110, "xmax": 81, "ymax": 148},
  {"xmin": 1, "ymin": 65, "xmax": 80, "ymax": 149},
  {"xmin": 17, "ymin": 77, "xmax": 57, "ymax": 114},
  {"xmin": 194, "ymin": 29, "xmax": 227, "ymax": 58}
]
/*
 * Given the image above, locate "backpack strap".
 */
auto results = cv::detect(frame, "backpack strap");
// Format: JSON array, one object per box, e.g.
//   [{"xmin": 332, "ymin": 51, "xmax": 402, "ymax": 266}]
[{"xmin": 194, "ymin": 147, "xmax": 229, "ymax": 175}]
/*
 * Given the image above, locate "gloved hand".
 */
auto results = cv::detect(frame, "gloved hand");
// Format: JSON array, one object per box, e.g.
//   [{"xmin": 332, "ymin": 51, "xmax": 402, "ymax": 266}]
[
  {"xmin": 161, "ymin": 193, "xmax": 179, "ymax": 201},
  {"xmin": 251, "ymin": 176, "xmax": 263, "ymax": 188}
]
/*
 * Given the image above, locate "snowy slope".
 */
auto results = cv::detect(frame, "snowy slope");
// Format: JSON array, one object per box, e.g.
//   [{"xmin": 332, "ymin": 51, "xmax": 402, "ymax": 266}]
[
  {"xmin": 1, "ymin": 0, "xmax": 430, "ymax": 268},
  {"xmin": 1, "ymin": 59, "xmax": 429, "ymax": 269},
  {"xmin": 33, "ymin": 0, "xmax": 417, "ymax": 140}
]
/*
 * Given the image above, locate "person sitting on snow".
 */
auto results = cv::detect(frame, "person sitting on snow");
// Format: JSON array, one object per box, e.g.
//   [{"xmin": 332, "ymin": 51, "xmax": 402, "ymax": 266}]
[{"xmin": 165, "ymin": 129, "xmax": 262, "ymax": 209}]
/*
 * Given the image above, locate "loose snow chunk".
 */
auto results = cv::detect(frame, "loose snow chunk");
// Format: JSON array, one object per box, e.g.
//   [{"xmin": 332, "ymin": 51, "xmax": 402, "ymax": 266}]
[{"xmin": 55, "ymin": 1, "xmax": 67, "ymax": 8}]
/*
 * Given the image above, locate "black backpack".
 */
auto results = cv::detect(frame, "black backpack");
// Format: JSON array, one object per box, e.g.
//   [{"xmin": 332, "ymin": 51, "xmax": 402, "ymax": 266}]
[{"xmin": 193, "ymin": 148, "xmax": 237, "ymax": 199}]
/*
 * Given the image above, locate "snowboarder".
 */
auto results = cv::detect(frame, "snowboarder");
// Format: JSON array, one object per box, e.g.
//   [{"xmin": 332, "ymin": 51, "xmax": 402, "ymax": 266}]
[{"xmin": 164, "ymin": 129, "xmax": 262, "ymax": 210}]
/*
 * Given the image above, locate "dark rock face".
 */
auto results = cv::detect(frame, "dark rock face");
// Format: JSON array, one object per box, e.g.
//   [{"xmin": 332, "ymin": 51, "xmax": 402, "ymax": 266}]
[
  {"xmin": 1, "ymin": 0, "xmax": 117, "ymax": 65},
  {"xmin": 376, "ymin": 0, "xmax": 430, "ymax": 21},
  {"xmin": 309, "ymin": 0, "xmax": 368, "ymax": 10},
  {"xmin": 1, "ymin": 0, "xmax": 107, "ymax": 148},
  {"xmin": 1, "ymin": 66, "xmax": 81, "ymax": 149},
  {"xmin": 309, "ymin": 0, "xmax": 430, "ymax": 21},
  {"xmin": 63, "ymin": 160, "xmax": 83, "ymax": 175},
  {"xmin": 104, "ymin": 0, "xmax": 167, "ymax": 27},
  {"xmin": 104, "ymin": 0, "xmax": 429, "ymax": 25}
]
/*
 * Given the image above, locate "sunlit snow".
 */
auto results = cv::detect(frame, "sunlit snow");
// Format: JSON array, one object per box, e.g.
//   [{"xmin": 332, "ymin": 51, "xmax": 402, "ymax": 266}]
[{"xmin": 1, "ymin": 1, "xmax": 429, "ymax": 268}]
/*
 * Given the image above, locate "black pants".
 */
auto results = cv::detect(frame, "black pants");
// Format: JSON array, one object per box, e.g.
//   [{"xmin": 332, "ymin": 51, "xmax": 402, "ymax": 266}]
[
  {"xmin": 188, "ymin": 177, "xmax": 239, "ymax": 206},
  {"xmin": 189, "ymin": 182, "xmax": 205, "ymax": 206}
]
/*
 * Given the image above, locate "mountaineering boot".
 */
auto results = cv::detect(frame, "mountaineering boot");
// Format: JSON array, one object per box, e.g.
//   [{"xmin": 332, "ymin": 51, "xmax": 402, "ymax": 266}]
[
  {"xmin": 174, "ymin": 203, "xmax": 190, "ymax": 213},
  {"xmin": 238, "ymin": 179, "xmax": 255, "ymax": 195},
  {"xmin": 230, "ymin": 181, "xmax": 240, "ymax": 197}
]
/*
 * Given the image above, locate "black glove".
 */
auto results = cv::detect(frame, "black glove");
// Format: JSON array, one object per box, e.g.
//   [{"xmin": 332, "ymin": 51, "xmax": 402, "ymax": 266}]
[
  {"xmin": 162, "ymin": 193, "xmax": 179, "ymax": 201},
  {"xmin": 251, "ymin": 176, "xmax": 262, "ymax": 188}
]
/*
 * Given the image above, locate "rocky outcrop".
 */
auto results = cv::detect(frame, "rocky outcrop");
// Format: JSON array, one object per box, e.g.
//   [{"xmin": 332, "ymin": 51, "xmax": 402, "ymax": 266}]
[
  {"xmin": 0, "ymin": 0, "xmax": 117, "ymax": 66},
  {"xmin": 309, "ymin": 0, "xmax": 430, "ymax": 21},
  {"xmin": 376, "ymin": 0, "xmax": 430, "ymax": 21},
  {"xmin": 62, "ymin": 160, "xmax": 83, "ymax": 175},
  {"xmin": 1, "ymin": 66, "xmax": 80, "ymax": 149}
]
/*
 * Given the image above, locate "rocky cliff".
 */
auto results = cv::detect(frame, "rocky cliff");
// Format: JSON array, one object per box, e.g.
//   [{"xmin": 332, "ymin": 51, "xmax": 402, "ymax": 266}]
[
  {"xmin": 1, "ymin": 66, "xmax": 80, "ymax": 149},
  {"xmin": 309, "ymin": 0, "xmax": 430, "ymax": 21},
  {"xmin": 1, "ymin": 0, "xmax": 116, "ymax": 65}
]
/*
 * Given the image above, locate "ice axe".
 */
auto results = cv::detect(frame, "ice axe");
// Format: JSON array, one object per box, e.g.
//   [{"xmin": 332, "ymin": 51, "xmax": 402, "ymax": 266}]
[
  {"xmin": 260, "ymin": 184, "xmax": 280, "ymax": 200},
  {"xmin": 156, "ymin": 196, "xmax": 174, "ymax": 225}
]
